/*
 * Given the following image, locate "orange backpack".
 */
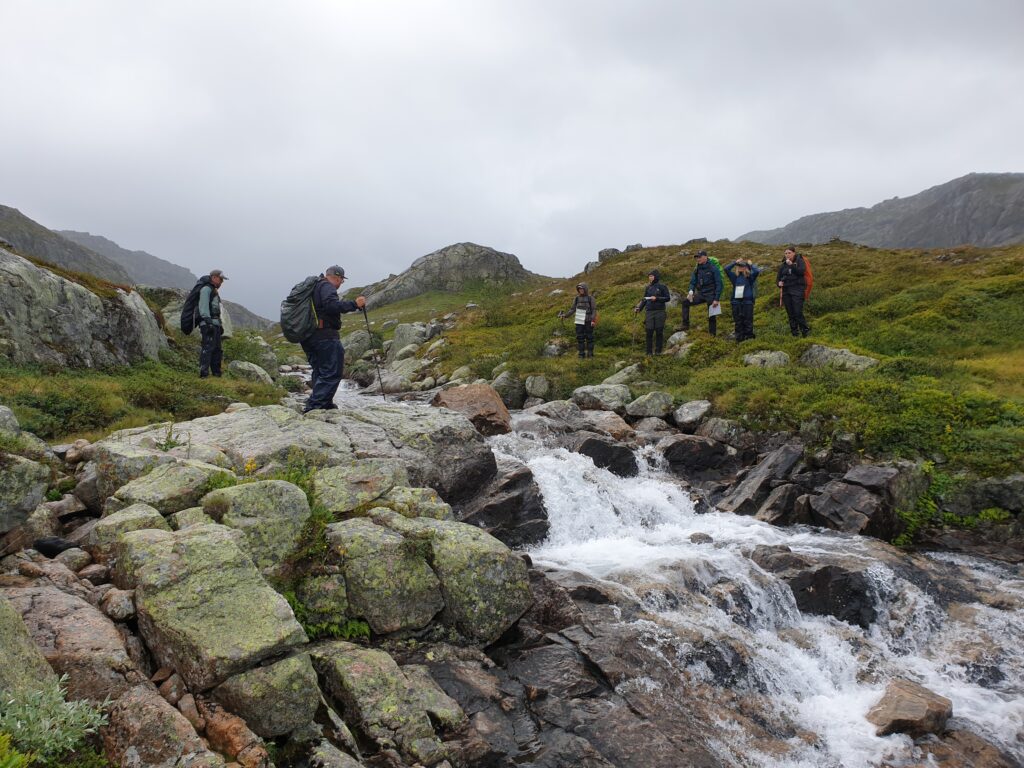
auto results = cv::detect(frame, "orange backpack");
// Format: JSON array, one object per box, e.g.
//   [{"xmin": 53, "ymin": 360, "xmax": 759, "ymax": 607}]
[{"xmin": 802, "ymin": 255, "xmax": 814, "ymax": 300}]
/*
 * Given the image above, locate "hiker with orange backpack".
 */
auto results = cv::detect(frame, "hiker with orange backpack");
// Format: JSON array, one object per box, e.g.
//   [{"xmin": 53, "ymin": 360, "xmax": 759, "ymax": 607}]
[{"xmin": 777, "ymin": 246, "xmax": 811, "ymax": 337}]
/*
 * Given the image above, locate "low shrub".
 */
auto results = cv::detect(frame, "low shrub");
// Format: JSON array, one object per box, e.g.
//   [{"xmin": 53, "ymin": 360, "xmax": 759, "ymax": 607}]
[{"xmin": 0, "ymin": 676, "xmax": 107, "ymax": 766}]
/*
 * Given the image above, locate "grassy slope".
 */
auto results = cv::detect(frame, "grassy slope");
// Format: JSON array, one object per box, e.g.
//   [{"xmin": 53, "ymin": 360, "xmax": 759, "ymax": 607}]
[{"xmin": 371, "ymin": 239, "xmax": 1023, "ymax": 476}]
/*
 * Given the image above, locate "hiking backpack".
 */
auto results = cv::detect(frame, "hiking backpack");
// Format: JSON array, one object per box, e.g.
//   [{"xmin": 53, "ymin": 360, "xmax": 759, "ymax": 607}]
[
  {"xmin": 692, "ymin": 256, "xmax": 727, "ymax": 295},
  {"xmin": 280, "ymin": 276, "xmax": 322, "ymax": 343},
  {"xmin": 802, "ymin": 255, "xmax": 814, "ymax": 300},
  {"xmin": 179, "ymin": 276, "xmax": 211, "ymax": 335}
]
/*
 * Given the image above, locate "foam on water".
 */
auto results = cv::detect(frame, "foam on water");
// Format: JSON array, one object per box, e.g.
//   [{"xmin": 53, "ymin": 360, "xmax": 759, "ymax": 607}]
[{"xmin": 490, "ymin": 432, "xmax": 1024, "ymax": 767}]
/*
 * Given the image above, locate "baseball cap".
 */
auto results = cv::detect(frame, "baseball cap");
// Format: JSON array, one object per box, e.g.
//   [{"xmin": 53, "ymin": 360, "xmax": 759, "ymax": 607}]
[
  {"xmin": 694, "ymin": 250, "xmax": 708, "ymax": 259},
  {"xmin": 325, "ymin": 265, "xmax": 345, "ymax": 278},
  {"xmin": 210, "ymin": 269, "xmax": 228, "ymax": 280}
]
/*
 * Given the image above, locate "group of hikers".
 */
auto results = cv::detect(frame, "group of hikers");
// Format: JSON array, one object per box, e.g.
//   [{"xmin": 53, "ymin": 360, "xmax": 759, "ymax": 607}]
[
  {"xmin": 185, "ymin": 245, "xmax": 810, "ymax": 412},
  {"xmin": 560, "ymin": 246, "xmax": 811, "ymax": 356}
]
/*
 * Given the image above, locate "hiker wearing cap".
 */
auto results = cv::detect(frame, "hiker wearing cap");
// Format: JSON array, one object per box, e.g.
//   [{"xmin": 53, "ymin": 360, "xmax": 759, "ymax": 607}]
[
  {"xmin": 681, "ymin": 250, "xmax": 723, "ymax": 336},
  {"xmin": 633, "ymin": 269, "xmax": 671, "ymax": 355},
  {"xmin": 301, "ymin": 266, "xmax": 366, "ymax": 413},
  {"xmin": 777, "ymin": 246, "xmax": 810, "ymax": 337},
  {"xmin": 558, "ymin": 283, "xmax": 597, "ymax": 358},
  {"xmin": 197, "ymin": 269, "xmax": 227, "ymax": 378},
  {"xmin": 724, "ymin": 258, "xmax": 762, "ymax": 342}
]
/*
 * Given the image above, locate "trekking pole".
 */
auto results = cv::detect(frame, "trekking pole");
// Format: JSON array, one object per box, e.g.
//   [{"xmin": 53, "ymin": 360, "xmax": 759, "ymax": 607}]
[{"xmin": 362, "ymin": 307, "xmax": 386, "ymax": 402}]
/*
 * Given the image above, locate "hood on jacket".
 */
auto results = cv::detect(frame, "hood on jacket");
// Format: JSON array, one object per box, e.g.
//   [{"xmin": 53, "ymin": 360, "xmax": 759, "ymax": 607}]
[
  {"xmin": 576, "ymin": 282, "xmax": 589, "ymax": 295},
  {"xmin": 647, "ymin": 269, "xmax": 661, "ymax": 281}
]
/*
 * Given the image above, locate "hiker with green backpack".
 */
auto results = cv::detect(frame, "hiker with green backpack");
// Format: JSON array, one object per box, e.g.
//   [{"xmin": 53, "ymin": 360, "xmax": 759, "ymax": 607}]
[
  {"xmin": 280, "ymin": 265, "xmax": 366, "ymax": 413},
  {"xmin": 681, "ymin": 250, "xmax": 723, "ymax": 336}
]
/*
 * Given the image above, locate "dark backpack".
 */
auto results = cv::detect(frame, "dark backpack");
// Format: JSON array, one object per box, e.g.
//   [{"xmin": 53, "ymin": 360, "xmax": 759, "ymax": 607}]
[
  {"xmin": 180, "ymin": 276, "xmax": 212, "ymax": 335},
  {"xmin": 280, "ymin": 276, "xmax": 322, "ymax": 343}
]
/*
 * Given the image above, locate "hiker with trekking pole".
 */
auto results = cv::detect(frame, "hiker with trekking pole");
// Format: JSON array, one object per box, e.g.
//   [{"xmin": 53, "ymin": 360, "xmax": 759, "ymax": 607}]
[
  {"xmin": 279, "ymin": 265, "xmax": 366, "ymax": 413},
  {"xmin": 633, "ymin": 268, "xmax": 671, "ymax": 355},
  {"xmin": 777, "ymin": 246, "xmax": 811, "ymax": 337}
]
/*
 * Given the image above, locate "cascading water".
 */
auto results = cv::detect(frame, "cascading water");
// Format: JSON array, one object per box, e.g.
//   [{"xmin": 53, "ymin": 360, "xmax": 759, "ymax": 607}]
[{"xmin": 489, "ymin": 430, "xmax": 1024, "ymax": 768}]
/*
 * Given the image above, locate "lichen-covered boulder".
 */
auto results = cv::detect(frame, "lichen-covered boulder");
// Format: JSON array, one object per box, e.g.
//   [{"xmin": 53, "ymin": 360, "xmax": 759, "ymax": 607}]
[
  {"xmin": 0, "ymin": 453, "xmax": 50, "ymax": 535},
  {"xmin": 89, "ymin": 502, "xmax": 171, "ymax": 561},
  {"xmin": 377, "ymin": 486, "xmax": 453, "ymax": 520},
  {"xmin": 201, "ymin": 480, "xmax": 311, "ymax": 571},
  {"xmin": 228, "ymin": 360, "xmax": 274, "ymax": 385},
  {"xmin": 624, "ymin": 391, "xmax": 674, "ymax": 419},
  {"xmin": 743, "ymin": 350, "xmax": 790, "ymax": 368},
  {"xmin": 295, "ymin": 573, "xmax": 348, "ymax": 625},
  {"xmin": 92, "ymin": 441, "xmax": 177, "ymax": 502},
  {"xmin": 371, "ymin": 513, "xmax": 532, "ymax": 644},
  {"xmin": 114, "ymin": 524, "xmax": 307, "ymax": 691},
  {"xmin": 341, "ymin": 329, "xmax": 373, "ymax": 363},
  {"xmin": 212, "ymin": 653, "xmax": 320, "ymax": 738},
  {"xmin": 571, "ymin": 384, "xmax": 631, "ymax": 414},
  {"xmin": 325, "ymin": 518, "xmax": 443, "ymax": 634},
  {"xmin": 601, "ymin": 363, "xmax": 642, "ymax": 387},
  {"xmin": 800, "ymin": 344, "xmax": 879, "ymax": 372},
  {"xmin": 310, "ymin": 641, "xmax": 459, "ymax": 766},
  {"xmin": 0, "ymin": 594, "xmax": 57, "ymax": 695},
  {"xmin": 672, "ymin": 399, "xmax": 712, "ymax": 431},
  {"xmin": 114, "ymin": 460, "xmax": 234, "ymax": 515},
  {"xmin": 313, "ymin": 460, "xmax": 410, "ymax": 516},
  {"xmin": 169, "ymin": 507, "xmax": 215, "ymax": 530}
]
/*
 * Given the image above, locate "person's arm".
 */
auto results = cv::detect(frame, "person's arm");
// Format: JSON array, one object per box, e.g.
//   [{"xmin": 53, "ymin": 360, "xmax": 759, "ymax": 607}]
[
  {"xmin": 688, "ymin": 270, "xmax": 697, "ymax": 293},
  {"xmin": 724, "ymin": 262, "xmax": 737, "ymax": 280},
  {"xmin": 198, "ymin": 285, "xmax": 212, "ymax": 323},
  {"xmin": 590, "ymin": 296, "xmax": 597, "ymax": 325},
  {"xmin": 712, "ymin": 267, "xmax": 723, "ymax": 302},
  {"xmin": 750, "ymin": 265, "xmax": 762, "ymax": 278},
  {"xmin": 791, "ymin": 255, "xmax": 806, "ymax": 276}
]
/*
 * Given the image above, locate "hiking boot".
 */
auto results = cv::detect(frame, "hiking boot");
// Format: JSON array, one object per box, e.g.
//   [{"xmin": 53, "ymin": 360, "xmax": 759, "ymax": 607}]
[{"xmin": 801, "ymin": 328, "xmax": 811, "ymax": 337}]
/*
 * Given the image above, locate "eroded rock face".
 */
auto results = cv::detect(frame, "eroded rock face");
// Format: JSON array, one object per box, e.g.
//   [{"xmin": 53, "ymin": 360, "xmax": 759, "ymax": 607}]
[
  {"xmin": 0, "ymin": 247, "xmax": 166, "ymax": 369},
  {"xmin": 114, "ymin": 524, "xmax": 307, "ymax": 691},
  {"xmin": 431, "ymin": 384, "xmax": 512, "ymax": 436}
]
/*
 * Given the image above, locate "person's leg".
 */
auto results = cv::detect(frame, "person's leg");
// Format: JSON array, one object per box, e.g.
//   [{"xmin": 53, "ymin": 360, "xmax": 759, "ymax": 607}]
[
  {"xmin": 575, "ymin": 324, "xmax": 586, "ymax": 357},
  {"xmin": 199, "ymin": 324, "xmax": 213, "ymax": 377},
  {"xmin": 322, "ymin": 340, "xmax": 345, "ymax": 406},
  {"xmin": 211, "ymin": 326, "xmax": 223, "ymax": 376},
  {"xmin": 300, "ymin": 339, "xmax": 319, "ymax": 396},
  {"xmin": 792, "ymin": 294, "xmax": 810, "ymax": 335},
  {"xmin": 306, "ymin": 338, "xmax": 342, "ymax": 411},
  {"xmin": 707, "ymin": 297, "xmax": 717, "ymax": 336},
  {"xmin": 585, "ymin": 324, "xmax": 595, "ymax": 357},
  {"xmin": 742, "ymin": 302, "xmax": 754, "ymax": 340},
  {"xmin": 644, "ymin": 314, "xmax": 655, "ymax": 355},
  {"xmin": 731, "ymin": 302, "xmax": 743, "ymax": 341},
  {"xmin": 653, "ymin": 311, "xmax": 666, "ymax": 354},
  {"xmin": 782, "ymin": 293, "xmax": 799, "ymax": 335},
  {"xmin": 681, "ymin": 297, "xmax": 692, "ymax": 330}
]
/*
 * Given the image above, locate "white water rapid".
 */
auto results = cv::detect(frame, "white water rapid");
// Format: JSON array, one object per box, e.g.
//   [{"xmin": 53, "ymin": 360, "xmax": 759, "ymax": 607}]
[{"xmin": 489, "ymin": 431, "xmax": 1024, "ymax": 768}]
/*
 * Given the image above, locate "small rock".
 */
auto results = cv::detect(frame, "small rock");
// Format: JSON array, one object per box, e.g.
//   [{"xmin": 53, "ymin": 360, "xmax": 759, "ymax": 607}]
[
  {"xmin": 101, "ymin": 588, "xmax": 136, "ymax": 621},
  {"xmin": 159, "ymin": 672, "xmax": 186, "ymax": 706},
  {"xmin": 55, "ymin": 547, "xmax": 92, "ymax": 572},
  {"xmin": 742, "ymin": 351, "xmax": 790, "ymax": 368},
  {"xmin": 866, "ymin": 679, "xmax": 952, "ymax": 737}
]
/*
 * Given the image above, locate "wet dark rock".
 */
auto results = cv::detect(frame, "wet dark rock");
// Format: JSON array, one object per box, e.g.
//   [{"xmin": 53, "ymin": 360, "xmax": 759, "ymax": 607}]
[
  {"xmin": 807, "ymin": 480, "xmax": 899, "ymax": 540},
  {"xmin": 718, "ymin": 443, "xmax": 803, "ymax": 516},
  {"xmin": 658, "ymin": 434, "xmax": 729, "ymax": 473},
  {"xmin": 568, "ymin": 435, "xmax": 639, "ymax": 478},
  {"xmin": 754, "ymin": 484, "xmax": 807, "ymax": 526},
  {"xmin": 457, "ymin": 458, "xmax": 550, "ymax": 548}
]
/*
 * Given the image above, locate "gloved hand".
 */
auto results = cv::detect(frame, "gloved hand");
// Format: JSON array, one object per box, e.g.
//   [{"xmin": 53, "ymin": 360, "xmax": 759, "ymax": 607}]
[{"xmin": 557, "ymin": 311, "xmax": 565, "ymax": 318}]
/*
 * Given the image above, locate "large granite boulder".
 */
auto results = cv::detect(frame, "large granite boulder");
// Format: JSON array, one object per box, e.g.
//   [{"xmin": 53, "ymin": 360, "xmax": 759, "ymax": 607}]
[
  {"xmin": 113, "ymin": 524, "xmax": 307, "ymax": 690},
  {"xmin": 0, "ymin": 583, "xmax": 147, "ymax": 701},
  {"xmin": 325, "ymin": 518, "xmax": 443, "ymax": 634},
  {"xmin": 341, "ymin": 328, "xmax": 373, "ymax": 363},
  {"xmin": 457, "ymin": 458, "xmax": 549, "ymax": 548},
  {"xmin": 311, "ymin": 641, "xmax": 463, "ymax": 766},
  {"xmin": 800, "ymin": 344, "xmax": 879, "ymax": 371},
  {"xmin": 385, "ymin": 323, "xmax": 429, "ymax": 364},
  {"xmin": 624, "ymin": 391, "xmax": 674, "ymax": 419},
  {"xmin": 211, "ymin": 653, "xmax": 321, "ymax": 738},
  {"xmin": 718, "ymin": 444, "xmax": 804, "ymax": 516},
  {"xmin": 96, "ymin": 402, "xmax": 497, "ymax": 504},
  {"xmin": 808, "ymin": 480, "xmax": 897, "ymax": 539},
  {"xmin": 571, "ymin": 384, "xmax": 631, "ymax": 414},
  {"xmin": 672, "ymin": 399, "xmax": 712, "ymax": 431},
  {"xmin": 92, "ymin": 442, "xmax": 178, "ymax": 502},
  {"xmin": 658, "ymin": 434, "xmax": 729, "ymax": 473},
  {"xmin": 201, "ymin": 480, "xmax": 312, "ymax": 571},
  {"xmin": 371, "ymin": 513, "xmax": 532, "ymax": 644},
  {"xmin": 89, "ymin": 502, "xmax": 172, "ymax": 561},
  {"xmin": 491, "ymin": 371, "xmax": 527, "ymax": 410},
  {"xmin": 568, "ymin": 435, "xmax": 639, "ymax": 478},
  {"xmin": 0, "ymin": 594, "xmax": 58, "ymax": 695},
  {"xmin": 0, "ymin": 453, "xmax": 50, "ymax": 535},
  {"xmin": 578, "ymin": 410, "xmax": 635, "ymax": 441},
  {"xmin": 113, "ymin": 460, "xmax": 233, "ymax": 515},
  {"xmin": 431, "ymin": 384, "xmax": 511, "ymax": 436},
  {"xmin": 866, "ymin": 679, "xmax": 952, "ymax": 737},
  {"xmin": 0, "ymin": 247, "xmax": 166, "ymax": 368},
  {"xmin": 227, "ymin": 360, "xmax": 274, "ymax": 385},
  {"xmin": 601, "ymin": 363, "xmax": 642, "ymax": 387},
  {"xmin": 312, "ymin": 459, "xmax": 410, "ymax": 516}
]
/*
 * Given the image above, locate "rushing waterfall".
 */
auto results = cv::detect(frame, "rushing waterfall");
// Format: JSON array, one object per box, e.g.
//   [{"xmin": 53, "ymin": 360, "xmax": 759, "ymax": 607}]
[{"xmin": 489, "ymin": 431, "xmax": 1024, "ymax": 768}]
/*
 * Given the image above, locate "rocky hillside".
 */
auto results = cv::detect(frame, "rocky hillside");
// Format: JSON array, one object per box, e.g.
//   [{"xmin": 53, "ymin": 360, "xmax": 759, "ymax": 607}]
[
  {"xmin": 0, "ymin": 245, "xmax": 165, "ymax": 368},
  {"xmin": 59, "ymin": 230, "xmax": 198, "ymax": 290},
  {"xmin": 738, "ymin": 172, "xmax": 1024, "ymax": 248},
  {"xmin": 361, "ymin": 242, "xmax": 539, "ymax": 309},
  {"xmin": 0, "ymin": 205, "xmax": 133, "ymax": 284}
]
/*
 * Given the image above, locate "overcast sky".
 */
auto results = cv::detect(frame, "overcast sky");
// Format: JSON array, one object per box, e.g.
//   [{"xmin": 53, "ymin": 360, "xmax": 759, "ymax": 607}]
[{"xmin": 2, "ymin": 1, "xmax": 1023, "ymax": 317}]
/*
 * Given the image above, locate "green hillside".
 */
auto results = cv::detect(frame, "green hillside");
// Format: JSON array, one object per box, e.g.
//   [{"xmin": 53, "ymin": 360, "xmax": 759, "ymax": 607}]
[{"xmin": 405, "ymin": 239, "xmax": 1024, "ymax": 476}]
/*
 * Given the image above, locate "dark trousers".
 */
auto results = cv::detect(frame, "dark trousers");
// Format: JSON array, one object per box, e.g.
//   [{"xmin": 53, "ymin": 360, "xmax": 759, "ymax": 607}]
[
  {"xmin": 575, "ymin": 323, "xmax": 594, "ymax": 357},
  {"xmin": 301, "ymin": 337, "xmax": 345, "ymax": 411},
  {"xmin": 682, "ymin": 294, "xmax": 718, "ymax": 336},
  {"xmin": 732, "ymin": 301, "xmax": 755, "ymax": 341},
  {"xmin": 644, "ymin": 310, "xmax": 666, "ymax": 355},
  {"xmin": 199, "ymin": 324, "xmax": 223, "ymax": 377},
  {"xmin": 782, "ymin": 291, "xmax": 810, "ymax": 335}
]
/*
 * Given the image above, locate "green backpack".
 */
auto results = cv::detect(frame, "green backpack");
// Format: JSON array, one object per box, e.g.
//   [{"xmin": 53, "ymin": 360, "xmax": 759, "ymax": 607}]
[{"xmin": 692, "ymin": 256, "xmax": 726, "ymax": 294}]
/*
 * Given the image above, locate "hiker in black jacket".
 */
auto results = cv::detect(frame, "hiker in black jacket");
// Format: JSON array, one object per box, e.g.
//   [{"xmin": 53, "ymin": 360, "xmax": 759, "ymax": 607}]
[
  {"xmin": 196, "ymin": 269, "xmax": 227, "ymax": 378},
  {"xmin": 559, "ymin": 282, "xmax": 597, "ymax": 358},
  {"xmin": 633, "ymin": 269, "xmax": 671, "ymax": 355},
  {"xmin": 302, "ymin": 265, "xmax": 366, "ymax": 413},
  {"xmin": 776, "ymin": 246, "xmax": 810, "ymax": 337}
]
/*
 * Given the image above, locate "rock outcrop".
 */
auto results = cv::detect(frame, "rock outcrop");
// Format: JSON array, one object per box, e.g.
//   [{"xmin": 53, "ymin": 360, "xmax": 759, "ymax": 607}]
[{"xmin": 0, "ymin": 246, "xmax": 165, "ymax": 368}]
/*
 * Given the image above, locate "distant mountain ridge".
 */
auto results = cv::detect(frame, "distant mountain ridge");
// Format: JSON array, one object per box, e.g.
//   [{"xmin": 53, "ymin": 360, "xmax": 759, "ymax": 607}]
[
  {"xmin": 59, "ymin": 230, "xmax": 198, "ymax": 291},
  {"xmin": 738, "ymin": 172, "xmax": 1024, "ymax": 248},
  {"xmin": 0, "ymin": 205, "xmax": 133, "ymax": 284},
  {"xmin": 362, "ymin": 242, "xmax": 540, "ymax": 309}
]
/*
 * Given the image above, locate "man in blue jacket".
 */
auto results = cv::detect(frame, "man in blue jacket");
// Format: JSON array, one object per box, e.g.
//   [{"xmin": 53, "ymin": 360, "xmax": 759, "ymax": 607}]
[
  {"xmin": 302, "ymin": 265, "xmax": 366, "ymax": 413},
  {"xmin": 681, "ymin": 250, "xmax": 722, "ymax": 336},
  {"xmin": 633, "ymin": 268, "xmax": 671, "ymax": 355}
]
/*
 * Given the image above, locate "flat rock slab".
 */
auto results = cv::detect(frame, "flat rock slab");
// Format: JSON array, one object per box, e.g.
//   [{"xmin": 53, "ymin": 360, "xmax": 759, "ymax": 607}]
[
  {"xmin": 114, "ymin": 460, "xmax": 232, "ymax": 515},
  {"xmin": 89, "ymin": 503, "xmax": 171, "ymax": 561},
  {"xmin": 114, "ymin": 524, "xmax": 307, "ymax": 691}
]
